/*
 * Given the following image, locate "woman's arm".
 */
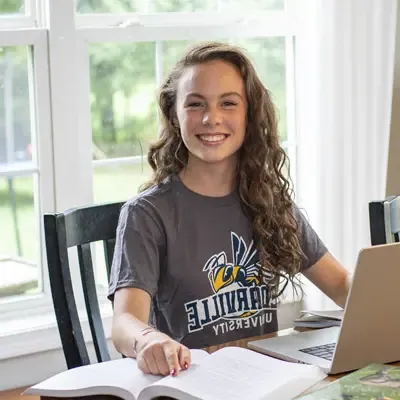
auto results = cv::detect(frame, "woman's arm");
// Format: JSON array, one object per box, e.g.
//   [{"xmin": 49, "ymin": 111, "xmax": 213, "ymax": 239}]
[
  {"xmin": 302, "ymin": 252, "xmax": 351, "ymax": 308},
  {"xmin": 112, "ymin": 287, "xmax": 153, "ymax": 357},
  {"xmin": 112, "ymin": 287, "xmax": 191, "ymax": 376}
]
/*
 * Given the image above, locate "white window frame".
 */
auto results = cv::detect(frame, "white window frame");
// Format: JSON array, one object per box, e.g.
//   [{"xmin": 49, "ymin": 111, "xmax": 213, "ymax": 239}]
[
  {"xmin": 0, "ymin": 1, "xmax": 301, "ymax": 389},
  {"xmin": 0, "ymin": 28, "xmax": 55, "ymax": 319}
]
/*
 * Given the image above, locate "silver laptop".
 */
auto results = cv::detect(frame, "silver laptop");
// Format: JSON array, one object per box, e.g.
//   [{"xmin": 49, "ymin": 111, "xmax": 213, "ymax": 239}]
[{"xmin": 248, "ymin": 242, "xmax": 400, "ymax": 375}]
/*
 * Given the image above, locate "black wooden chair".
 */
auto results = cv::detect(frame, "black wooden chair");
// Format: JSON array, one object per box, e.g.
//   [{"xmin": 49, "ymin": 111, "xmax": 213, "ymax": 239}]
[
  {"xmin": 369, "ymin": 196, "xmax": 400, "ymax": 245},
  {"xmin": 43, "ymin": 201, "xmax": 125, "ymax": 369}
]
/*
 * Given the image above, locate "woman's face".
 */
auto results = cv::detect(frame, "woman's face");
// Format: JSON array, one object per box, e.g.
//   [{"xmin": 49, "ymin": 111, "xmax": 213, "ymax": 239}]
[{"xmin": 175, "ymin": 59, "xmax": 247, "ymax": 168}]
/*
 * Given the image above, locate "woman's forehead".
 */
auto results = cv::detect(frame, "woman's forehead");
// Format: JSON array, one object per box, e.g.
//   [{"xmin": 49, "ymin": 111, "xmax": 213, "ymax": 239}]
[{"xmin": 177, "ymin": 60, "xmax": 245, "ymax": 96}]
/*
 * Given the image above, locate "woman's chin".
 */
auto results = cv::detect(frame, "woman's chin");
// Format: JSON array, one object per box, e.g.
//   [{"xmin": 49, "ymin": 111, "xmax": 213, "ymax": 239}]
[{"xmin": 189, "ymin": 151, "xmax": 238, "ymax": 166}]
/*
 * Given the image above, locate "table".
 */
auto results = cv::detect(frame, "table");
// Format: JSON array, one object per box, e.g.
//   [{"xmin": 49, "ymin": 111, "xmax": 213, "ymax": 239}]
[{"xmin": 39, "ymin": 327, "xmax": 400, "ymax": 400}]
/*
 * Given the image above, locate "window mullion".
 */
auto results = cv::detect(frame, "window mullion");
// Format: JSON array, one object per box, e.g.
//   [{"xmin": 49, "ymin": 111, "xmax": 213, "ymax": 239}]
[
  {"xmin": 32, "ymin": 32, "xmax": 56, "ymax": 297},
  {"xmin": 46, "ymin": 1, "xmax": 92, "ymax": 307},
  {"xmin": 47, "ymin": 1, "xmax": 92, "ymax": 212}
]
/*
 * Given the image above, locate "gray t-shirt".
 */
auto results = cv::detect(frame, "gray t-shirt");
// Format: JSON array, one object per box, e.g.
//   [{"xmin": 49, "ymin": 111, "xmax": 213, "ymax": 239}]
[{"xmin": 108, "ymin": 175, "xmax": 327, "ymax": 348}]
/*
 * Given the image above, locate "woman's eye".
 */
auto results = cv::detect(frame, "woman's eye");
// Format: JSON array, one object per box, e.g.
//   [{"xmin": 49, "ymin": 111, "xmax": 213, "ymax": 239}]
[
  {"xmin": 187, "ymin": 102, "xmax": 202, "ymax": 108},
  {"xmin": 223, "ymin": 101, "xmax": 237, "ymax": 107}
]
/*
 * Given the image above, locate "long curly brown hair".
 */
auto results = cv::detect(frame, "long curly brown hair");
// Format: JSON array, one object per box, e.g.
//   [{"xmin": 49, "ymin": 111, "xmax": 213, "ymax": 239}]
[{"xmin": 141, "ymin": 41, "xmax": 304, "ymax": 298}]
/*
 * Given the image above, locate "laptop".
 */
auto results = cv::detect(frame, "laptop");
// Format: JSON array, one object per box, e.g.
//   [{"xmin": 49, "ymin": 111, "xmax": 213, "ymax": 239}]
[{"xmin": 248, "ymin": 242, "xmax": 400, "ymax": 374}]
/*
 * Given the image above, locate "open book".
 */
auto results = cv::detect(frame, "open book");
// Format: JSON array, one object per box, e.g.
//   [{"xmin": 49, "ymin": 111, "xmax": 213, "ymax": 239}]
[{"xmin": 25, "ymin": 346, "xmax": 327, "ymax": 400}]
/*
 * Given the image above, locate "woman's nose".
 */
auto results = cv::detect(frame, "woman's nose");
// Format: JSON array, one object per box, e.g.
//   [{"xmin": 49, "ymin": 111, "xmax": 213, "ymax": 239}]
[{"xmin": 202, "ymin": 107, "xmax": 222, "ymax": 126}]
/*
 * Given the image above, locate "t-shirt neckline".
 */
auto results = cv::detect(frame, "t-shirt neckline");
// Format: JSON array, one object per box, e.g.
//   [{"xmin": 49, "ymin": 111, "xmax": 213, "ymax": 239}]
[{"xmin": 171, "ymin": 174, "xmax": 239, "ymax": 207}]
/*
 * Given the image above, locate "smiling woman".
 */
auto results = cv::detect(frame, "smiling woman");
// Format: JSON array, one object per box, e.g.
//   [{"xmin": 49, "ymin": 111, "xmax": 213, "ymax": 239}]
[{"xmin": 108, "ymin": 41, "xmax": 331, "ymax": 379}]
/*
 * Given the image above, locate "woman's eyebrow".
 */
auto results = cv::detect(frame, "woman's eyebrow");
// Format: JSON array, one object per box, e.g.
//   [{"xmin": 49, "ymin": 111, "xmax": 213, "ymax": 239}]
[
  {"xmin": 186, "ymin": 91, "xmax": 244, "ymax": 99},
  {"xmin": 220, "ymin": 91, "xmax": 244, "ymax": 99}
]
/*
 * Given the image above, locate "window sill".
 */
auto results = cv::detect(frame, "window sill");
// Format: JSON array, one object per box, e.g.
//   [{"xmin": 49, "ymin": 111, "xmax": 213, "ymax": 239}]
[
  {"xmin": 0, "ymin": 301, "xmax": 113, "ymax": 361},
  {"xmin": 0, "ymin": 301, "xmax": 115, "ymax": 391}
]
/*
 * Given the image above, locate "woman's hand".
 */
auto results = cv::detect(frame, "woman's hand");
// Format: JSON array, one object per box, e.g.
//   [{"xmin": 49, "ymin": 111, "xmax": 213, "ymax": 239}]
[{"xmin": 135, "ymin": 329, "xmax": 191, "ymax": 377}]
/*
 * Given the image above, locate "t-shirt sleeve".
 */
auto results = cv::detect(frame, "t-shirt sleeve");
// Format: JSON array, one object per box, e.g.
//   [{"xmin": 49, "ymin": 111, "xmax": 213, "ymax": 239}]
[
  {"xmin": 108, "ymin": 201, "xmax": 165, "ymax": 301},
  {"xmin": 292, "ymin": 203, "xmax": 328, "ymax": 271}
]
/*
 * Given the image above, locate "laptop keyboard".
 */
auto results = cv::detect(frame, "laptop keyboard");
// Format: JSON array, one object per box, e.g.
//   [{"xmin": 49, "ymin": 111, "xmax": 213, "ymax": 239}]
[{"xmin": 299, "ymin": 342, "xmax": 336, "ymax": 360}]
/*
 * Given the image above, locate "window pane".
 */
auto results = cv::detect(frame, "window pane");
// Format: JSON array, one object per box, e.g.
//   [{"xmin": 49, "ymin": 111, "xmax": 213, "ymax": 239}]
[
  {"xmin": 0, "ymin": 46, "xmax": 40, "ymax": 300},
  {"xmin": 0, "ymin": 47, "xmax": 33, "ymax": 166},
  {"xmin": 90, "ymin": 42, "xmax": 157, "ymax": 160},
  {"xmin": 76, "ymin": 0, "xmax": 282, "ymax": 13},
  {"xmin": 232, "ymin": 37, "xmax": 287, "ymax": 141},
  {"xmin": 0, "ymin": 0, "xmax": 24, "ymax": 14},
  {"xmin": 77, "ymin": 0, "xmax": 214, "ymax": 13},
  {"xmin": 90, "ymin": 42, "xmax": 157, "ymax": 202},
  {"xmin": 219, "ymin": 0, "xmax": 284, "ymax": 12},
  {"xmin": 93, "ymin": 163, "xmax": 151, "ymax": 204},
  {"xmin": 0, "ymin": 175, "xmax": 40, "ymax": 299}
]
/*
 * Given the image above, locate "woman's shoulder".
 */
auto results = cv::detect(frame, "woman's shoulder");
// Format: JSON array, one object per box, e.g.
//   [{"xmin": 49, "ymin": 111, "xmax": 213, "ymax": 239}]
[{"xmin": 122, "ymin": 175, "xmax": 177, "ymax": 216}]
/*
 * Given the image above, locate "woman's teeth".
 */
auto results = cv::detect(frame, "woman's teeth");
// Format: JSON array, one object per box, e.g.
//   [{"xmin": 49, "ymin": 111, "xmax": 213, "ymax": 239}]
[{"xmin": 198, "ymin": 134, "xmax": 226, "ymax": 142}]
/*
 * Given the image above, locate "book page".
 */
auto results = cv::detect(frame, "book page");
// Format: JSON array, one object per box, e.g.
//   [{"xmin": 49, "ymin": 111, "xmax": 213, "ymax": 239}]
[
  {"xmin": 25, "ymin": 349, "xmax": 209, "ymax": 400},
  {"xmin": 140, "ymin": 347, "xmax": 326, "ymax": 400},
  {"xmin": 25, "ymin": 358, "xmax": 161, "ymax": 400}
]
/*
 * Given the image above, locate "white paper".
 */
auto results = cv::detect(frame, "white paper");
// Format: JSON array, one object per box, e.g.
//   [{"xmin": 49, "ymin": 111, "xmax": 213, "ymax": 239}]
[{"xmin": 142, "ymin": 347, "xmax": 326, "ymax": 400}]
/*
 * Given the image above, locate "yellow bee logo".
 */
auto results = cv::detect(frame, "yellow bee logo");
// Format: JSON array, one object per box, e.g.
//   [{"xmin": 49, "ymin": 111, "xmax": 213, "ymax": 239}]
[{"xmin": 203, "ymin": 232, "xmax": 261, "ymax": 318}]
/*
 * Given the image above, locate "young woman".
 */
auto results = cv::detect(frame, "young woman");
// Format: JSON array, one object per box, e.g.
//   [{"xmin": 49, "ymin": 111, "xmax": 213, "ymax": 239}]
[{"xmin": 108, "ymin": 41, "xmax": 350, "ymax": 378}]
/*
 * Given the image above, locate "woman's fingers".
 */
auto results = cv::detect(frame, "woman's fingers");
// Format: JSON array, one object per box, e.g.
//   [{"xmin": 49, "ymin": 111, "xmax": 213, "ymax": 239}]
[
  {"xmin": 136, "ymin": 351, "xmax": 150, "ymax": 374},
  {"xmin": 162, "ymin": 341, "xmax": 181, "ymax": 376},
  {"xmin": 151, "ymin": 343, "xmax": 170, "ymax": 376},
  {"xmin": 178, "ymin": 344, "xmax": 191, "ymax": 371},
  {"xmin": 136, "ymin": 335, "xmax": 190, "ymax": 377},
  {"xmin": 141, "ymin": 345, "xmax": 159, "ymax": 375}
]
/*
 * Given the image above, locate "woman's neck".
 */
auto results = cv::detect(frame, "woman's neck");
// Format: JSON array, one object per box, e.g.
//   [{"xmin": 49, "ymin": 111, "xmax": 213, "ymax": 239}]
[{"xmin": 179, "ymin": 157, "xmax": 237, "ymax": 197}]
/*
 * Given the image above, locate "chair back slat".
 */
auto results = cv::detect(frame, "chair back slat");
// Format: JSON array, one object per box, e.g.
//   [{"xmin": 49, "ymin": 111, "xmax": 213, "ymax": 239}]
[
  {"xmin": 64, "ymin": 202, "xmax": 124, "ymax": 247},
  {"xmin": 103, "ymin": 238, "xmax": 116, "ymax": 281},
  {"xmin": 44, "ymin": 201, "xmax": 125, "ymax": 369},
  {"xmin": 77, "ymin": 243, "xmax": 110, "ymax": 363},
  {"xmin": 44, "ymin": 214, "xmax": 90, "ymax": 369},
  {"xmin": 369, "ymin": 196, "xmax": 400, "ymax": 245}
]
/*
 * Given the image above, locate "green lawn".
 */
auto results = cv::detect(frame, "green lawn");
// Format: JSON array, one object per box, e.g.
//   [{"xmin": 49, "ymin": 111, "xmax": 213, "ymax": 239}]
[
  {"xmin": 0, "ymin": 163, "xmax": 153, "ymax": 287},
  {"xmin": 93, "ymin": 162, "xmax": 152, "ymax": 204}
]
